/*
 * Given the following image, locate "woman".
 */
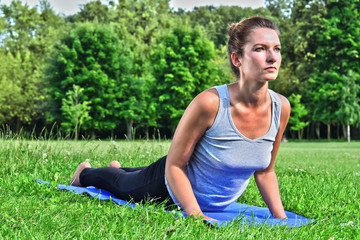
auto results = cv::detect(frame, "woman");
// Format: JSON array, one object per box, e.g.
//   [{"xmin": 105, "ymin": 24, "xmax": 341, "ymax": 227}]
[{"xmin": 71, "ymin": 16, "xmax": 290, "ymax": 221}]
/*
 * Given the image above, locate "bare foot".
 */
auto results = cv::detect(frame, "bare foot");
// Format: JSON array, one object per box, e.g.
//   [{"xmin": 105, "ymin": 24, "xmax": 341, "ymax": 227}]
[
  {"xmin": 70, "ymin": 162, "xmax": 91, "ymax": 186},
  {"xmin": 109, "ymin": 161, "xmax": 121, "ymax": 168}
]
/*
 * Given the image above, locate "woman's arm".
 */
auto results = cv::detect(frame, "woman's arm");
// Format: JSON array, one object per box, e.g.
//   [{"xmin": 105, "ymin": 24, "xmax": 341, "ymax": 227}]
[
  {"xmin": 254, "ymin": 94, "xmax": 290, "ymax": 219},
  {"xmin": 165, "ymin": 89, "xmax": 219, "ymax": 220}
]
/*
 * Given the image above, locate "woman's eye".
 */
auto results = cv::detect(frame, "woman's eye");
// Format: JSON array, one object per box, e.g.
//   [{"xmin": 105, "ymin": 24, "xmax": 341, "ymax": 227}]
[
  {"xmin": 275, "ymin": 47, "xmax": 281, "ymax": 52},
  {"xmin": 255, "ymin": 47, "xmax": 264, "ymax": 52}
]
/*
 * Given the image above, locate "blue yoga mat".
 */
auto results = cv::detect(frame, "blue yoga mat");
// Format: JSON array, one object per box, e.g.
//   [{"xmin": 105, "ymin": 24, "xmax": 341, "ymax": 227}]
[{"xmin": 37, "ymin": 180, "xmax": 314, "ymax": 228}]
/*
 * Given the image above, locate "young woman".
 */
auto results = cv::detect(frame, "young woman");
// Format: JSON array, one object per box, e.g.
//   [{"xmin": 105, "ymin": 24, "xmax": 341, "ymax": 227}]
[{"xmin": 71, "ymin": 16, "xmax": 290, "ymax": 221}]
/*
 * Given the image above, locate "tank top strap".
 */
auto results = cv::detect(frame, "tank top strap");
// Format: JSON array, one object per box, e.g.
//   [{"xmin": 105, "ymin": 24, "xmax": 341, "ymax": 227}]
[
  {"xmin": 207, "ymin": 85, "xmax": 230, "ymax": 132},
  {"xmin": 268, "ymin": 89, "xmax": 282, "ymax": 130},
  {"xmin": 214, "ymin": 84, "xmax": 229, "ymax": 101}
]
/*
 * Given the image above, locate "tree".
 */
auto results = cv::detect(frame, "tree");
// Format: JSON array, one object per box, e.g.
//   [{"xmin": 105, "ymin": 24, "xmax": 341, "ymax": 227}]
[
  {"xmin": 178, "ymin": 5, "xmax": 272, "ymax": 47},
  {"xmin": 0, "ymin": 49, "xmax": 42, "ymax": 130},
  {"xmin": 152, "ymin": 26, "xmax": 218, "ymax": 130},
  {"xmin": 0, "ymin": 0, "xmax": 66, "ymax": 132},
  {"xmin": 46, "ymin": 23, "xmax": 131, "ymax": 137},
  {"xmin": 288, "ymin": 93, "xmax": 309, "ymax": 140},
  {"xmin": 265, "ymin": 0, "xmax": 293, "ymax": 20},
  {"xmin": 336, "ymin": 71, "xmax": 360, "ymax": 142},
  {"xmin": 114, "ymin": 0, "xmax": 175, "ymax": 138},
  {"xmin": 112, "ymin": 73, "xmax": 144, "ymax": 140},
  {"xmin": 313, "ymin": 1, "xmax": 360, "ymax": 76},
  {"xmin": 61, "ymin": 85, "xmax": 92, "ymax": 140},
  {"xmin": 75, "ymin": 0, "xmax": 115, "ymax": 23},
  {"xmin": 309, "ymin": 72, "xmax": 342, "ymax": 139},
  {"xmin": 304, "ymin": 0, "xmax": 360, "ymax": 139},
  {"xmin": 0, "ymin": 51, "xmax": 22, "ymax": 125},
  {"xmin": 281, "ymin": 0, "xmax": 360, "ymax": 139},
  {"xmin": 0, "ymin": 0, "xmax": 43, "ymax": 130}
]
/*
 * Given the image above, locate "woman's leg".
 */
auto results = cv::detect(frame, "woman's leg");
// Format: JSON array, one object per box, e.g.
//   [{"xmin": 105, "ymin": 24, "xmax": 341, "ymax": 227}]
[{"xmin": 78, "ymin": 156, "xmax": 172, "ymax": 204}]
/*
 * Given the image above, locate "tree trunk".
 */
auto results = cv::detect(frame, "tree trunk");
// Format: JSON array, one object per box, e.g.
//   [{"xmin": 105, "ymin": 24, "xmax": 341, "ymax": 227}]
[
  {"xmin": 290, "ymin": 130, "xmax": 295, "ymax": 140},
  {"xmin": 74, "ymin": 124, "xmax": 78, "ymax": 141},
  {"xmin": 342, "ymin": 125, "xmax": 346, "ymax": 141},
  {"xmin": 298, "ymin": 128, "xmax": 304, "ymax": 140},
  {"xmin": 347, "ymin": 123, "xmax": 351, "ymax": 143},
  {"xmin": 145, "ymin": 126, "xmax": 149, "ymax": 140},
  {"xmin": 306, "ymin": 124, "xmax": 311, "ymax": 139},
  {"xmin": 16, "ymin": 117, "xmax": 21, "ymax": 135},
  {"xmin": 327, "ymin": 123, "xmax": 331, "ymax": 140},
  {"xmin": 91, "ymin": 130, "xmax": 96, "ymax": 140},
  {"xmin": 110, "ymin": 129, "xmax": 114, "ymax": 140},
  {"xmin": 126, "ymin": 120, "xmax": 133, "ymax": 140},
  {"xmin": 336, "ymin": 122, "xmax": 340, "ymax": 140},
  {"xmin": 315, "ymin": 122, "xmax": 321, "ymax": 139}
]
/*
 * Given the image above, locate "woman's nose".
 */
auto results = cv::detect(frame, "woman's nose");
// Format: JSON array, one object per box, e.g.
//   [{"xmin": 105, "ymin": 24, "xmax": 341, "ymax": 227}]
[{"xmin": 267, "ymin": 50, "xmax": 278, "ymax": 63}]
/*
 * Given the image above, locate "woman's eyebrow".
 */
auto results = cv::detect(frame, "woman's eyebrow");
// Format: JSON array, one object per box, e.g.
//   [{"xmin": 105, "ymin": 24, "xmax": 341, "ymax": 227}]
[{"xmin": 253, "ymin": 43, "xmax": 281, "ymax": 47}]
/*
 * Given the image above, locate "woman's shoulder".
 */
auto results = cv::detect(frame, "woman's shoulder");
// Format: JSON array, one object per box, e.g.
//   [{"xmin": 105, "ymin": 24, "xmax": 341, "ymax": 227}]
[
  {"xmin": 194, "ymin": 87, "xmax": 220, "ymax": 111},
  {"xmin": 190, "ymin": 87, "xmax": 220, "ymax": 126}
]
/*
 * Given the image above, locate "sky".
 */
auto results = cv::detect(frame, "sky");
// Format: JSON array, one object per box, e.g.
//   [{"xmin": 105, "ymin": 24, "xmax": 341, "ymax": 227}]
[{"xmin": 0, "ymin": 0, "xmax": 266, "ymax": 15}]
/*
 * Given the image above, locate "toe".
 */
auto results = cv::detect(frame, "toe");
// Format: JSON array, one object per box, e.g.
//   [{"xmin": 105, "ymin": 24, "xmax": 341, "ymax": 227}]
[{"xmin": 109, "ymin": 161, "xmax": 121, "ymax": 168}]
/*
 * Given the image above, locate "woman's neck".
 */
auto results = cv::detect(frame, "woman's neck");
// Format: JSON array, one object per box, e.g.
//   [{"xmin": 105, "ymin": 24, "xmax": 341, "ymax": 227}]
[{"xmin": 229, "ymin": 80, "xmax": 269, "ymax": 107}]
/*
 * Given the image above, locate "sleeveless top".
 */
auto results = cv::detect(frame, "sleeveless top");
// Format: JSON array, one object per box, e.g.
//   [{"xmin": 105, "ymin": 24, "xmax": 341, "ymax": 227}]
[{"xmin": 165, "ymin": 84, "xmax": 282, "ymax": 211}]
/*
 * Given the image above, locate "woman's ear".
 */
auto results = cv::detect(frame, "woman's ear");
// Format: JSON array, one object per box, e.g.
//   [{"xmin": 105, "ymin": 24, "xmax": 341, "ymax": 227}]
[{"xmin": 231, "ymin": 52, "xmax": 241, "ymax": 68}]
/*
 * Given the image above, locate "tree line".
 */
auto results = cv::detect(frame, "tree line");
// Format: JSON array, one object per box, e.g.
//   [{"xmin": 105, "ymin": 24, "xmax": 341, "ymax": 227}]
[{"xmin": 0, "ymin": 0, "xmax": 359, "ymax": 141}]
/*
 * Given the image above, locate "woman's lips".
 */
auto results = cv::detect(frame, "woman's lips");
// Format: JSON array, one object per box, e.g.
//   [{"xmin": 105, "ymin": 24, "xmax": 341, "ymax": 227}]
[{"xmin": 265, "ymin": 66, "xmax": 277, "ymax": 71}]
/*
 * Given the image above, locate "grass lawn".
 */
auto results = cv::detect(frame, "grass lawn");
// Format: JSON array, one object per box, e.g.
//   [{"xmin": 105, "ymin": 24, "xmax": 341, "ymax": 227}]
[{"xmin": 1, "ymin": 139, "xmax": 359, "ymax": 239}]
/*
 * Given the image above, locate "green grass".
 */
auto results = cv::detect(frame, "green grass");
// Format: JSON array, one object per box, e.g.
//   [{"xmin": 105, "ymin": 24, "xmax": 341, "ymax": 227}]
[{"xmin": 1, "ymin": 139, "xmax": 359, "ymax": 239}]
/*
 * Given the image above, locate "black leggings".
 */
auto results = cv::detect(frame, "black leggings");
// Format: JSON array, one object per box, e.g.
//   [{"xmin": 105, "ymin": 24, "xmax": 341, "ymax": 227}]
[{"xmin": 79, "ymin": 156, "xmax": 174, "ymax": 205}]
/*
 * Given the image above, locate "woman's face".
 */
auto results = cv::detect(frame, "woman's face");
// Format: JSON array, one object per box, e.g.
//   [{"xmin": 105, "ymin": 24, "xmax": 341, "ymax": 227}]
[{"xmin": 238, "ymin": 27, "xmax": 281, "ymax": 83}]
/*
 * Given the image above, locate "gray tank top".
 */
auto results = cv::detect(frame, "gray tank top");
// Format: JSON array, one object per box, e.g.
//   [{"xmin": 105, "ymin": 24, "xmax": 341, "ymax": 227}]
[{"xmin": 165, "ymin": 84, "xmax": 281, "ymax": 211}]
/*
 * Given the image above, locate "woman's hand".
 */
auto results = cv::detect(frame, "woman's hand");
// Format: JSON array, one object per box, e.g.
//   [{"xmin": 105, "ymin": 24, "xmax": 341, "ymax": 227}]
[{"xmin": 188, "ymin": 212, "xmax": 217, "ymax": 221}]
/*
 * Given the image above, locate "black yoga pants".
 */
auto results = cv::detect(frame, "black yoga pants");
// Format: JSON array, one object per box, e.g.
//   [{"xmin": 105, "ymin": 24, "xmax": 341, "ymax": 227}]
[{"xmin": 79, "ymin": 156, "xmax": 174, "ymax": 205}]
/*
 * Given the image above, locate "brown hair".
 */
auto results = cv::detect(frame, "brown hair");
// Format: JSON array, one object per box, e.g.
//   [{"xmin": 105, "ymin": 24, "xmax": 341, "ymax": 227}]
[{"xmin": 227, "ymin": 16, "xmax": 280, "ymax": 78}]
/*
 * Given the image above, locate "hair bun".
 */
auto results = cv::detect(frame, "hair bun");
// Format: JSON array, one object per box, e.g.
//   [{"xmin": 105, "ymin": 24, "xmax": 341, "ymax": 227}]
[{"xmin": 228, "ymin": 23, "xmax": 239, "ymax": 37}]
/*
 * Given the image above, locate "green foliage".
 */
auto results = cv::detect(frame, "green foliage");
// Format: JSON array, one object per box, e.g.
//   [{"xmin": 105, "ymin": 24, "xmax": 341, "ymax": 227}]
[
  {"xmin": 1, "ymin": 0, "xmax": 360, "ymax": 139},
  {"xmin": 309, "ymin": 0, "xmax": 360, "ymax": 130},
  {"xmin": 1, "ymin": 0, "xmax": 41, "ymax": 57},
  {"xmin": 310, "ymin": 71, "xmax": 342, "ymax": 124},
  {"xmin": 46, "ymin": 23, "xmax": 131, "ymax": 134},
  {"xmin": 336, "ymin": 71, "xmax": 360, "ymax": 126},
  {"xmin": 177, "ymin": 5, "xmax": 272, "ymax": 47},
  {"xmin": 0, "ymin": 51, "xmax": 23, "ymax": 124},
  {"xmin": 288, "ymin": 93, "xmax": 309, "ymax": 131},
  {"xmin": 114, "ymin": 0, "xmax": 175, "ymax": 137},
  {"xmin": 314, "ymin": 1, "xmax": 360, "ymax": 75},
  {"xmin": 284, "ymin": 0, "xmax": 360, "ymax": 138},
  {"xmin": 210, "ymin": 45, "xmax": 234, "ymax": 86},
  {"xmin": 152, "ymin": 26, "xmax": 218, "ymax": 129},
  {"xmin": 265, "ymin": 0, "xmax": 293, "ymax": 19},
  {"xmin": 0, "ymin": 49, "xmax": 42, "ymax": 127},
  {"xmin": 75, "ymin": 0, "xmax": 115, "ymax": 23},
  {"xmin": 0, "ymin": 0, "xmax": 66, "ymax": 130},
  {"xmin": 61, "ymin": 85, "xmax": 92, "ymax": 140}
]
